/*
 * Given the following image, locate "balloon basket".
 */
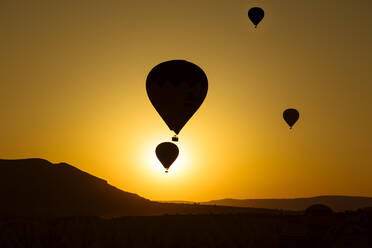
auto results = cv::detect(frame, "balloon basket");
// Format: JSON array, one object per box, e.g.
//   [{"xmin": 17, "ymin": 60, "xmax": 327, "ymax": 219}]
[{"xmin": 172, "ymin": 136, "xmax": 178, "ymax": 142}]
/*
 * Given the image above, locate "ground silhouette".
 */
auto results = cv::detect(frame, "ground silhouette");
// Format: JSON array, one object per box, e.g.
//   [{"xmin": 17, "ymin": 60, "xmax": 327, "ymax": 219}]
[
  {"xmin": 1, "ymin": 158, "xmax": 372, "ymax": 247},
  {"xmin": 1, "ymin": 211, "xmax": 372, "ymax": 248},
  {"xmin": 204, "ymin": 195, "xmax": 372, "ymax": 212},
  {"xmin": 0, "ymin": 158, "xmax": 282, "ymax": 218}
]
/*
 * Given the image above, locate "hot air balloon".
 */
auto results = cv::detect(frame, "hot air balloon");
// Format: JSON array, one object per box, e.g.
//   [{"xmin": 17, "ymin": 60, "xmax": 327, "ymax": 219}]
[
  {"xmin": 146, "ymin": 60, "xmax": 208, "ymax": 142},
  {"xmin": 248, "ymin": 7, "xmax": 264, "ymax": 28},
  {"xmin": 283, "ymin": 108, "xmax": 299, "ymax": 129},
  {"xmin": 155, "ymin": 142, "xmax": 179, "ymax": 173}
]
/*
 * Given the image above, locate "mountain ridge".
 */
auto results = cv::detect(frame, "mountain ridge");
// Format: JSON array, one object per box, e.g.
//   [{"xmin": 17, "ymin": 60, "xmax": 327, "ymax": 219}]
[
  {"xmin": 0, "ymin": 158, "xmax": 284, "ymax": 217},
  {"xmin": 2, "ymin": 158, "xmax": 371, "ymax": 216},
  {"xmin": 202, "ymin": 195, "xmax": 372, "ymax": 212}
]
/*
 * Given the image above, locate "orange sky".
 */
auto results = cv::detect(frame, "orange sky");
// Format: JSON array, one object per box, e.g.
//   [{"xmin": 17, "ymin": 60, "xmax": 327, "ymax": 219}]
[{"xmin": 1, "ymin": 0, "xmax": 371, "ymax": 201}]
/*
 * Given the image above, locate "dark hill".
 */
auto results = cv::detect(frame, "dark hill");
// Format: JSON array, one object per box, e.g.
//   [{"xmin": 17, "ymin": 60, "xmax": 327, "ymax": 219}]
[
  {"xmin": 0, "ymin": 159, "xmax": 281, "ymax": 217},
  {"xmin": 203, "ymin": 195, "xmax": 372, "ymax": 212},
  {"xmin": 0, "ymin": 158, "xmax": 150, "ymax": 217}
]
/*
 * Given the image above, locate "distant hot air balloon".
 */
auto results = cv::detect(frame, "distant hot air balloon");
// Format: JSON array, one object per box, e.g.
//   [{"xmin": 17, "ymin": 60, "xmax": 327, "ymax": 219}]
[
  {"xmin": 155, "ymin": 142, "xmax": 179, "ymax": 173},
  {"xmin": 283, "ymin": 108, "xmax": 300, "ymax": 129},
  {"xmin": 146, "ymin": 60, "xmax": 208, "ymax": 142},
  {"xmin": 248, "ymin": 7, "xmax": 265, "ymax": 28}
]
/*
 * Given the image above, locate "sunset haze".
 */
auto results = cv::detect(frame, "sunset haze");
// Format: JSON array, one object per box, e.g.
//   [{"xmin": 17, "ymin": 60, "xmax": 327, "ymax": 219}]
[{"xmin": 1, "ymin": 0, "xmax": 371, "ymax": 202}]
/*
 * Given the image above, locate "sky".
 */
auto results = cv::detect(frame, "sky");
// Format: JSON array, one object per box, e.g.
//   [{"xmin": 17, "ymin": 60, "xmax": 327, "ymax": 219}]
[{"xmin": 1, "ymin": 0, "xmax": 371, "ymax": 202}]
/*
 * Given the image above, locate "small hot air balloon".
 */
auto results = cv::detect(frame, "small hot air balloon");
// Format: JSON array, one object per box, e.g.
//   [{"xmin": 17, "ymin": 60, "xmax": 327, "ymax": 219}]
[
  {"xmin": 283, "ymin": 108, "xmax": 300, "ymax": 129},
  {"xmin": 146, "ymin": 60, "xmax": 208, "ymax": 142},
  {"xmin": 248, "ymin": 7, "xmax": 265, "ymax": 28},
  {"xmin": 156, "ymin": 142, "xmax": 179, "ymax": 173}
]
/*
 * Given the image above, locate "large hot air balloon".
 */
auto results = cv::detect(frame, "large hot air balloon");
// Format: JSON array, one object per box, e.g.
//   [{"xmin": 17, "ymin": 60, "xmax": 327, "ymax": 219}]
[
  {"xmin": 248, "ymin": 7, "xmax": 265, "ymax": 28},
  {"xmin": 156, "ymin": 142, "xmax": 179, "ymax": 173},
  {"xmin": 283, "ymin": 108, "xmax": 300, "ymax": 129},
  {"xmin": 146, "ymin": 60, "xmax": 208, "ymax": 141}
]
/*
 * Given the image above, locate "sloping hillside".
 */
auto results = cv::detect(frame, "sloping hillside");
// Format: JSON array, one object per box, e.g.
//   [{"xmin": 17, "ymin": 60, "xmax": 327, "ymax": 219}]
[
  {"xmin": 204, "ymin": 195, "xmax": 372, "ymax": 212},
  {"xmin": 0, "ymin": 159, "xmax": 281, "ymax": 217}
]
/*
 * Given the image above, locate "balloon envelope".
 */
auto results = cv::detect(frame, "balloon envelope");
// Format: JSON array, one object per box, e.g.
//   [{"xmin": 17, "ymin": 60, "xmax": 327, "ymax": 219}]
[
  {"xmin": 283, "ymin": 108, "xmax": 299, "ymax": 129},
  {"xmin": 248, "ymin": 7, "xmax": 264, "ymax": 28},
  {"xmin": 155, "ymin": 142, "xmax": 179, "ymax": 172},
  {"xmin": 146, "ymin": 60, "xmax": 208, "ymax": 135}
]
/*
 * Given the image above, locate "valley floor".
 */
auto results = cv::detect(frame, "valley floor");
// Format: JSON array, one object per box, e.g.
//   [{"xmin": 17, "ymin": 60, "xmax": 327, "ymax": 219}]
[{"xmin": 0, "ymin": 212, "xmax": 371, "ymax": 248}]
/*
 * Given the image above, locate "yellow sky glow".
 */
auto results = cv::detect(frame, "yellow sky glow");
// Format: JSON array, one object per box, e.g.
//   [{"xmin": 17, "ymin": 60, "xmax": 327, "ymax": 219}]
[{"xmin": 0, "ymin": 0, "xmax": 371, "ymax": 201}]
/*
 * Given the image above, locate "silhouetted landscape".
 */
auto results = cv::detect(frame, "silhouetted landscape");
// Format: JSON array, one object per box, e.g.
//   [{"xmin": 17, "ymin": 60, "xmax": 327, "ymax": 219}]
[
  {"xmin": 1, "ymin": 212, "xmax": 372, "ymax": 248},
  {"xmin": 203, "ymin": 196, "xmax": 372, "ymax": 212},
  {"xmin": 1, "ymin": 158, "xmax": 372, "ymax": 247},
  {"xmin": 2, "ymin": 0, "xmax": 372, "ymax": 246},
  {"xmin": 0, "ymin": 159, "xmax": 283, "ymax": 217}
]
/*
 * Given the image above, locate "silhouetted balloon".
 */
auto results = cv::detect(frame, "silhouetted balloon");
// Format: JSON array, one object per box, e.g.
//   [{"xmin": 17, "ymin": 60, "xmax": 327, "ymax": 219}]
[
  {"xmin": 248, "ymin": 7, "xmax": 264, "ymax": 28},
  {"xmin": 155, "ymin": 142, "xmax": 179, "ymax": 173},
  {"xmin": 283, "ymin": 108, "xmax": 299, "ymax": 129},
  {"xmin": 146, "ymin": 60, "xmax": 208, "ymax": 141},
  {"xmin": 305, "ymin": 204, "xmax": 333, "ymax": 216}
]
